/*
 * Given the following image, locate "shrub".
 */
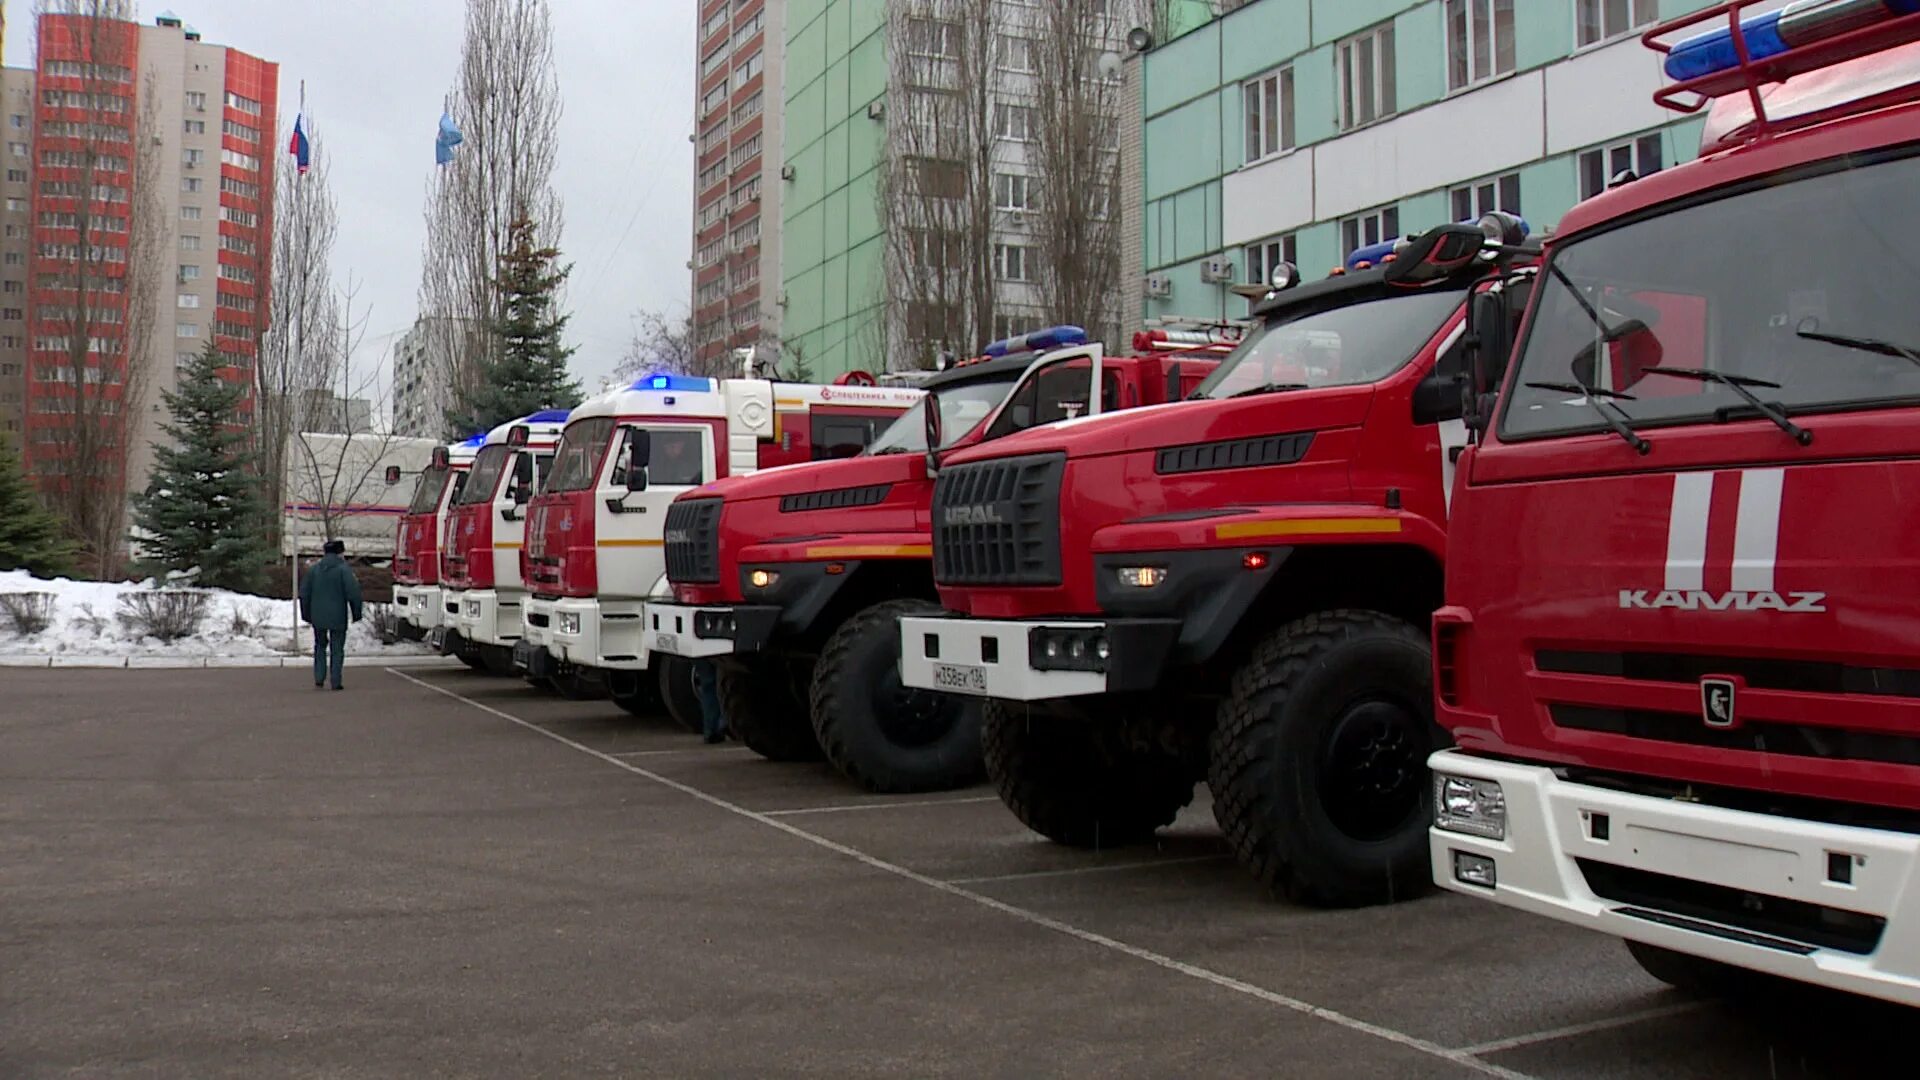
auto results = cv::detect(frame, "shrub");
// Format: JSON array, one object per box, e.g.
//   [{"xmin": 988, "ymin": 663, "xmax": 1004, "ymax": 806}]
[
  {"xmin": 72, "ymin": 601, "xmax": 106, "ymax": 639},
  {"xmin": 0, "ymin": 591, "xmax": 54, "ymax": 636},
  {"xmin": 116, "ymin": 590, "xmax": 210, "ymax": 643},
  {"xmin": 365, "ymin": 602, "xmax": 399, "ymax": 643}
]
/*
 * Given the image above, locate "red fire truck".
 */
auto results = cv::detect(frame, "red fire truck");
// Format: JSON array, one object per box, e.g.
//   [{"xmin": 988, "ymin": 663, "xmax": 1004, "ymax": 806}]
[
  {"xmin": 646, "ymin": 327, "xmax": 1226, "ymax": 792},
  {"xmin": 516, "ymin": 372, "xmax": 917, "ymax": 713},
  {"xmin": 896, "ymin": 223, "xmax": 1533, "ymax": 906},
  {"xmin": 389, "ymin": 435, "xmax": 479, "ymax": 646},
  {"xmin": 1429, "ymin": 1, "xmax": 1920, "ymax": 1004},
  {"xmin": 434, "ymin": 410, "xmax": 569, "ymax": 673}
]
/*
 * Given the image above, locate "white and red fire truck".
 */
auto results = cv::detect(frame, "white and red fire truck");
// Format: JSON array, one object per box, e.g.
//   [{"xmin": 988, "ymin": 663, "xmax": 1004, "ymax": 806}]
[{"xmin": 390, "ymin": 435, "xmax": 480, "ymax": 643}]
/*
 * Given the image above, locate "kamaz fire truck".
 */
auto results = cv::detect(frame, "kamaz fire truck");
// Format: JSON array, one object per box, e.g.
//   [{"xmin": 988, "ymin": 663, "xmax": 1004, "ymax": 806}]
[
  {"xmin": 433, "ymin": 410, "xmax": 569, "ymax": 674},
  {"xmin": 647, "ymin": 327, "xmax": 1226, "ymax": 793},
  {"xmin": 1428, "ymin": 1, "xmax": 1920, "ymax": 1005},
  {"xmin": 516, "ymin": 372, "xmax": 918, "ymax": 715},
  {"xmin": 390, "ymin": 435, "xmax": 480, "ymax": 645},
  {"xmin": 896, "ymin": 219, "xmax": 1533, "ymax": 906}
]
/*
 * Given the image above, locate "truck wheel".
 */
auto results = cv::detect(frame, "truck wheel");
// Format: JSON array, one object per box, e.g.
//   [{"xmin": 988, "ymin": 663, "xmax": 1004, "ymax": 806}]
[
  {"xmin": 1209, "ymin": 609, "xmax": 1439, "ymax": 908},
  {"xmin": 1624, "ymin": 941, "xmax": 1757, "ymax": 997},
  {"xmin": 654, "ymin": 656, "xmax": 705, "ymax": 734},
  {"xmin": 551, "ymin": 668, "xmax": 607, "ymax": 701},
  {"xmin": 811, "ymin": 599, "xmax": 985, "ymax": 793},
  {"xmin": 609, "ymin": 670, "xmax": 664, "ymax": 719},
  {"xmin": 718, "ymin": 656, "xmax": 823, "ymax": 762},
  {"xmin": 478, "ymin": 644, "xmax": 517, "ymax": 677},
  {"xmin": 982, "ymin": 699, "xmax": 1195, "ymax": 848}
]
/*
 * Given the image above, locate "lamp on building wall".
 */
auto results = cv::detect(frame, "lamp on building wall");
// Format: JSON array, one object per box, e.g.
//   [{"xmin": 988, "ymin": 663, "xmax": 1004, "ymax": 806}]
[{"xmin": 1125, "ymin": 26, "xmax": 1153, "ymax": 52}]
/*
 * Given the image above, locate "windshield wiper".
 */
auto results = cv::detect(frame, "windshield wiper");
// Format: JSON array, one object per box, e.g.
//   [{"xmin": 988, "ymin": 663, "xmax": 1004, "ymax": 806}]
[
  {"xmin": 870, "ymin": 445, "xmax": 916, "ymax": 456},
  {"xmin": 1796, "ymin": 328, "xmax": 1920, "ymax": 369},
  {"xmin": 1643, "ymin": 367, "xmax": 1811, "ymax": 446},
  {"xmin": 1221, "ymin": 382, "xmax": 1312, "ymax": 400},
  {"xmin": 1524, "ymin": 381, "xmax": 1651, "ymax": 455}
]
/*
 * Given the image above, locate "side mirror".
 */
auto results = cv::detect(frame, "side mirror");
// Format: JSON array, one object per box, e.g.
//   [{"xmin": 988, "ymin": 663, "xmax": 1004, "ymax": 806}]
[
  {"xmin": 923, "ymin": 391, "xmax": 942, "ymax": 450},
  {"xmin": 625, "ymin": 426, "xmax": 652, "ymax": 468},
  {"xmin": 511, "ymin": 483, "xmax": 531, "ymax": 506},
  {"xmin": 1412, "ymin": 372, "xmax": 1467, "ymax": 425},
  {"xmin": 1570, "ymin": 319, "xmax": 1650, "ymax": 389},
  {"xmin": 513, "ymin": 452, "xmax": 534, "ymax": 487},
  {"xmin": 385, "ymin": 465, "xmax": 402, "ymax": 485},
  {"xmin": 1384, "ymin": 224, "xmax": 1485, "ymax": 286}
]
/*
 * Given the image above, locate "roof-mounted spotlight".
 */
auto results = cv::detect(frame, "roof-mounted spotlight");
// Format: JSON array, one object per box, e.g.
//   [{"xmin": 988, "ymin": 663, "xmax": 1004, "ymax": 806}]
[{"xmin": 1126, "ymin": 26, "xmax": 1154, "ymax": 52}]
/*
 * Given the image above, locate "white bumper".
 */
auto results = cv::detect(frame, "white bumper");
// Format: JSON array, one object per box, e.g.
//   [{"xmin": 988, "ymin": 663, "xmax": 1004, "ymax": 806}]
[
  {"xmin": 453, "ymin": 588, "xmax": 525, "ymax": 647},
  {"xmin": 897, "ymin": 616, "xmax": 1109, "ymax": 701},
  {"xmin": 522, "ymin": 596, "xmax": 556, "ymax": 649},
  {"xmin": 395, "ymin": 585, "xmax": 445, "ymax": 631},
  {"xmin": 1428, "ymin": 749, "xmax": 1920, "ymax": 1007},
  {"xmin": 642, "ymin": 602, "xmax": 742, "ymax": 659},
  {"xmin": 547, "ymin": 596, "xmax": 649, "ymax": 671}
]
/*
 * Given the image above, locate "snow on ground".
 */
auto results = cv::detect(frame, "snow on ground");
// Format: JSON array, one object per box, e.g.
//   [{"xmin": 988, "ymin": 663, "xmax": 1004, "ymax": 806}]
[{"xmin": 0, "ymin": 570, "xmax": 431, "ymax": 657}]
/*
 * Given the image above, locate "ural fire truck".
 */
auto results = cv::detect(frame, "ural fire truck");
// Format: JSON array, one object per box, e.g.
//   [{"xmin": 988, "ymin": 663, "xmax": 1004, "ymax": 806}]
[
  {"xmin": 517, "ymin": 372, "xmax": 918, "ymax": 714},
  {"xmin": 390, "ymin": 435, "xmax": 480, "ymax": 643},
  {"xmin": 897, "ymin": 221, "xmax": 1533, "ymax": 906},
  {"xmin": 647, "ymin": 327, "xmax": 1226, "ymax": 793},
  {"xmin": 434, "ymin": 410, "xmax": 570, "ymax": 674},
  {"xmin": 1428, "ymin": 1, "xmax": 1920, "ymax": 1004}
]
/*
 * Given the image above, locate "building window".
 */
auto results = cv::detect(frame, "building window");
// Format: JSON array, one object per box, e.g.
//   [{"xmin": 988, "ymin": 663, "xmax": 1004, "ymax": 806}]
[
  {"xmin": 907, "ymin": 18, "xmax": 958, "ymax": 58},
  {"xmin": 993, "ymin": 313, "xmax": 1040, "ymax": 341},
  {"xmin": 182, "ymin": 177, "xmax": 202, "ymax": 193},
  {"xmin": 1335, "ymin": 23, "xmax": 1396, "ymax": 131},
  {"xmin": 993, "ymin": 243, "xmax": 1029, "ymax": 282},
  {"xmin": 701, "ymin": 84, "xmax": 727, "ymax": 118},
  {"xmin": 183, "ymin": 119, "xmax": 206, "ymax": 134},
  {"xmin": 4, "ymin": 197, "xmax": 23, "ymax": 213},
  {"xmin": 1578, "ymin": 133, "xmax": 1663, "ymax": 200},
  {"xmin": 1577, "ymin": 0, "xmax": 1659, "ymax": 48},
  {"xmin": 7, "ymin": 115, "xmax": 22, "ymax": 129},
  {"xmin": 1244, "ymin": 234, "xmax": 1298, "ymax": 286},
  {"xmin": 185, "ymin": 90, "xmax": 207, "ymax": 110},
  {"xmin": 1340, "ymin": 205, "xmax": 1401, "ymax": 258},
  {"xmin": 1446, "ymin": 0, "xmax": 1515, "ymax": 91},
  {"xmin": 221, "ymin": 148, "xmax": 260, "ymax": 172},
  {"xmin": 178, "ymin": 264, "xmax": 200, "ymax": 282},
  {"xmin": 221, "ymin": 119, "xmax": 260, "ymax": 143},
  {"xmin": 177, "ymin": 294, "xmax": 200, "ymax": 309},
  {"xmin": 999, "ymin": 35, "xmax": 1034, "ymax": 72},
  {"xmin": 180, "ymin": 234, "xmax": 201, "ymax": 251},
  {"xmin": 702, "ymin": 7, "xmax": 728, "ymax": 40},
  {"xmin": 699, "ymin": 158, "xmax": 726, "ymax": 190},
  {"xmin": 177, "ymin": 323, "xmax": 199, "ymax": 338},
  {"xmin": 993, "ymin": 172, "xmax": 1033, "ymax": 211},
  {"xmin": 1243, "ymin": 66, "xmax": 1295, "ymax": 163},
  {"xmin": 732, "ymin": 51, "xmax": 764, "ymax": 91},
  {"xmin": 732, "ymin": 175, "xmax": 761, "ymax": 209},
  {"xmin": 180, "ymin": 206, "xmax": 201, "ymax": 221},
  {"xmin": 731, "ymin": 90, "xmax": 763, "ymax": 128},
  {"xmin": 223, "ymin": 91, "xmax": 262, "ymax": 116},
  {"xmin": 729, "ymin": 216, "xmax": 760, "ymax": 250},
  {"xmin": 995, "ymin": 103, "xmax": 1033, "ymax": 142},
  {"xmin": 1449, "ymin": 172, "xmax": 1521, "ymax": 220},
  {"xmin": 9, "ymin": 142, "xmax": 26, "ymax": 157},
  {"xmin": 5, "ymin": 168, "xmax": 21, "ymax": 182},
  {"xmin": 728, "ymin": 133, "xmax": 762, "ymax": 170}
]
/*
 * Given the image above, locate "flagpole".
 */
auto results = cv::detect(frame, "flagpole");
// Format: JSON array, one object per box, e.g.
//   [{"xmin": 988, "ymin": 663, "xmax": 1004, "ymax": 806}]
[{"xmin": 289, "ymin": 78, "xmax": 307, "ymax": 654}]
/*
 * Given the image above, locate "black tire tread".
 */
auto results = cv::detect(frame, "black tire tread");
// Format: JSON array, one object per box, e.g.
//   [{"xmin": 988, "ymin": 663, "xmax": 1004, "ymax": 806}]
[
  {"xmin": 982, "ymin": 699, "xmax": 1193, "ymax": 849},
  {"xmin": 719, "ymin": 658, "xmax": 824, "ymax": 762}
]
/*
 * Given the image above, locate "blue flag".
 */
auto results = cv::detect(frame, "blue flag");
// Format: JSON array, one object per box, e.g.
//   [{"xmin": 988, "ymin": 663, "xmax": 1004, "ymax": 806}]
[{"xmin": 435, "ymin": 110, "xmax": 463, "ymax": 165}]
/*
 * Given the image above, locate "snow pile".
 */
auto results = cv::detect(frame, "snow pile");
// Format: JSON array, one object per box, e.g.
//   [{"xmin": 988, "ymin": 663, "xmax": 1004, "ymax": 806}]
[{"xmin": 0, "ymin": 570, "xmax": 430, "ymax": 657}]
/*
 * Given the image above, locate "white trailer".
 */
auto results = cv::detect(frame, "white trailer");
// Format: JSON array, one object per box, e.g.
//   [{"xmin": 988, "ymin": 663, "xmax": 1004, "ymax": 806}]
[{"xmin": 280, "ymin": 432, "xmax": 438, "ymax": 559}]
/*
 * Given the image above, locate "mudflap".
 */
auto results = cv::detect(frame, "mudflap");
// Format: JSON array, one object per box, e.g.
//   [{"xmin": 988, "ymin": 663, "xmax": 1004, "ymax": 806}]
[{"xmin": 428, "ymin": 627, "xmax": 450, "ymax": 655}]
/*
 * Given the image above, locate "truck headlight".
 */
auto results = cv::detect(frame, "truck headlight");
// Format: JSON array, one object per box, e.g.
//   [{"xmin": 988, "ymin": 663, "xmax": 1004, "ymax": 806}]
[
  {"xmin": 1434, "ymin": 775, "xmax": 1506, "ymax": 840},
  {"xmin": 748, "ymin": 568, "xmax": 778, "ymax": 589},
  {"xmin": 559, "ymin": 612, "xmax": 581, "ymax": 635},
  {"xmin": 1115, "ymin": 566, "xmax": 1167, "ymax": 588},
  {"xmin": 465, "ymin": 600, "xmax": 480, "ymax": 617}
]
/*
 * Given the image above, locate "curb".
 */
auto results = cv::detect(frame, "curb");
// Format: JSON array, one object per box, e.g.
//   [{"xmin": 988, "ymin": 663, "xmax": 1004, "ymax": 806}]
[{"xmin": 0, "ymin": 654, "xmax": 458, "ymax": 671}]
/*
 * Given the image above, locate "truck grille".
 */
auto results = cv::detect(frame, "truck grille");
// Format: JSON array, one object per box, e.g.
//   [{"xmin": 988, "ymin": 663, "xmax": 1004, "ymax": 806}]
[
  {"xmin": 931, "ymin": 452, "xmax": 1065, "ymax": 586},
  {"xmin": 664, "ymin": 498, "xmax": 723, "ymax": 584},
  {"xmin": 1550, "ymin": 706, "xmax": 1920, "ymax": 768}
]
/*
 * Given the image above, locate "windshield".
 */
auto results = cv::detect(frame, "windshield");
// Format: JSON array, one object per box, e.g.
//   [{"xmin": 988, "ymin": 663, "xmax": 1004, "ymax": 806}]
[
  {"xmin": 406, "ymin": 467, "xmax": 448, "ymax": 515},
  {"xmin": 546, "ymin": 419, "xmax": 615, "ymax": 493},
  {"xmin": 1502, "ymin": 154, "xmax": 1920, "ymax": 441},
  {"xmin": 456, "ymin": 445, "xmax": 509, "ymax": 505},
  {"xmin": 866, "ymin": 375, "xmax": 1020, "ymax": 455},
  {"xmin": 1189, "ymin": 288, "xmax": 1466, "ymax": 400}
]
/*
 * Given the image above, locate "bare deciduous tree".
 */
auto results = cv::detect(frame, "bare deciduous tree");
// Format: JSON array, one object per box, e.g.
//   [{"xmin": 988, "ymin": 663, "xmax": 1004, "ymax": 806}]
[
  {"xmin": 878, "ymin": 0, "xmax": 1004, "ymax": 369},
  {"xmin": 417, "ymin": 0, "xmax": 564, "ymax": 436},
  {"xmin": 30, "ymin": 0, "xmax": 164, "ymax": 576},
  {"xmin": 257, "ymin": 105, "xmax": 341, "ymax": 546}
]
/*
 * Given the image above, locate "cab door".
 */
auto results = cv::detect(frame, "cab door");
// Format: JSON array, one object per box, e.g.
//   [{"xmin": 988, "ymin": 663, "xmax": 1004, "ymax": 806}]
[{"xmin": 594, "ymin": 423, "xmax": 717, "ymax": 598}]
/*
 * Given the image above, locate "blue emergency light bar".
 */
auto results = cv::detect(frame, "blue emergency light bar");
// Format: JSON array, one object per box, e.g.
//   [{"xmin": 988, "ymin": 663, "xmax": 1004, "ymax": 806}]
[
  {"xmin": 1665, "ymin": 0, "xmax": 1920, "ymax": 81},
  {"xmin": 523, "ymin": 408, "xmax": 571, "ymax": 424},
  {"xmin": 981, "ymin": 325, "xmax": 1087, "ymax": 358},
  {"xmin": 458, "ymin": 432, "xmax": 488, "ymax": 447},
  {"xmin": 1343, "ymin": 214, "xmax": 1531, "ymax": 272},
  {"xmin": 632, "ymin": 373, "xmax": 715, "ymax": 393}
]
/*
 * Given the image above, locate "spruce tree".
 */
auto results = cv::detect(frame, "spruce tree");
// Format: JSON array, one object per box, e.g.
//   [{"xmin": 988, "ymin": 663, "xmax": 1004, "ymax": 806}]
[
  {"xmin": 450, "ymin": 216, "xmax": 582, "ymax": 432},
  {"xmin": 132, "ymin": 342, "xmax": 272, "ymax": 592},
  {"xmin": 0, "ymin": 431, "xmax": 76, "ymax": 577}
]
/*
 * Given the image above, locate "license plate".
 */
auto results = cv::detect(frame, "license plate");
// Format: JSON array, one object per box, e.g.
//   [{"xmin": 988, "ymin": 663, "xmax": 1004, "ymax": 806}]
[
  {"xmin": 930, "ymin": 663, "xmax": 988, "ymax": 693},
  {"xmin": 654, "ymin": 632, "xmax": 681, "ymax": 654},
  {"xmin": 428, "ymin": 628, "xmax": 446, "ymax": 651}
]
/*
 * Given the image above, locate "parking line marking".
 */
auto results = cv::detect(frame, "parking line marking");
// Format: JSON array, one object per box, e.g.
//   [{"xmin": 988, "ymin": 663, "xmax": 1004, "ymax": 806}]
[
  {"xmin": 946, "ymin": 854, "xmax": 1230, "ymax": 885},
  {"xmin": 763, "ymin": 796, "xmax": 1001, "ymax": 816},
  {"xmin": 1454, "ymin": 1002, "xmax": 1706, "ymax": 1056},
  {"xmin": 609, "ymin": 746, "xmax": 756, "ymax": 758},
  {"xmin": 390, "ymin": 669, "xmax": 1537, "ymax": 1080}
]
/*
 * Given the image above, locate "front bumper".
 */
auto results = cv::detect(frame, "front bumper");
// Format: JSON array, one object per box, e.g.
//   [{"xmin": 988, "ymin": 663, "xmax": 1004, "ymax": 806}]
[
  {"xmin": 897, "ymin": 615, "xmax": 1178, "ymax": 701},
  {"xmin": 545, "ymin": 596, "xmax": 649, "ymax": 671},
  {"xmin": 395, "ymin": 585, "xmax": 445, "ymax": 631},
  {"xmin": 452, "ymin": 588, "xmax": 525, "ymax": 648},
  {"xmin": 1428, "ymin": 749, "xmax": 1920, "ymax": 1007},
  {"xmin": 642, "ymin": 602, "xmax": 781, "ymax": 659}
]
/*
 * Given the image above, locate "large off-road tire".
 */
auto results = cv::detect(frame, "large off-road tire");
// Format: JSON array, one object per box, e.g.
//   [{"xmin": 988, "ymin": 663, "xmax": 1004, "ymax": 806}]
[
  {"xmin": 1209, "ymin": 609, "xmax": 1440, "ymax": 908},
  {"xmin": 810, "ymin": 599, "xmax": 985, "ymax": 793},
  {"xmin": 718, "ymin": 655, "xmax": 823, "ymax": 762},
  {"xmin": 982, "ymin": 699, "xmax": 1196, "ymax": 848},
  {"xmin": 609, "ymin": 669, "xmax": 664, "ymax": 719},
  {"xmin": 478, "ymin": 644, "xmax": 517, "ymax": 677},
  {"xmin": 655, "ymin": 655, "xmax": 705, "ymax": 734},
  {"xmin": 1625, "ymin": 941, "xmax": 1759, "ymax": 998}
]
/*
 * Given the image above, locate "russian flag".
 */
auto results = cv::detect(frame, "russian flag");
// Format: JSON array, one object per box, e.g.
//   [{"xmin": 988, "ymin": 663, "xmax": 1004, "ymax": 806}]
[{"xmin": 288, "ymin": 113, "xmax": 310, "ymax": 174}]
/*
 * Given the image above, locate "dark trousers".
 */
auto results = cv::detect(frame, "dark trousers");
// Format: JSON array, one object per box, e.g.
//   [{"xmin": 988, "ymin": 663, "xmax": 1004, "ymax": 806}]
[
  {"xmin": 312, "ymin": 627, "xmax": 347, "ymax": 688},
  {"xmin": 691, "ymin": 660, "xmax": 727, "ymax": 738}
]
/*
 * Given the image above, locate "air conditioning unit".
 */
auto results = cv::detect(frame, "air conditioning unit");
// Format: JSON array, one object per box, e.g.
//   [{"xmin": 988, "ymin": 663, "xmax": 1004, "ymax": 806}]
[
  {"xmin": 1142, "ymin": 273, "xmax": 1171, "ymax": 299},
  {"xmin": 776, "ymin": 291, "xmax": 789, "ymax": 308},
  {"xmin": 780, "ymin": 164, "xmax": 795, "ymax": 180},
  {"xmin": 867, "ymin": 99, "xmax": 886, "ymax": 120},
  {"xmin": 1199, "ymin": 256, "xmax": 1236, "ymax": 284}
]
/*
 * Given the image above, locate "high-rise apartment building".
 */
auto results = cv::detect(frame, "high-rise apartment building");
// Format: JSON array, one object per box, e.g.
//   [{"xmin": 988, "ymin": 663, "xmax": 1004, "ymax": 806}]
[
  {"xmin": 21, "ymin": 10, "xmax": 276, "ymax": 523},
  {"xmin": 0, "ymin": 67, "xmax": 33, "ymax": 441},
  {"xmin": 691, "ymin": 0, "xmax": 785, "ymax": 373},
  {"xmin": 392, "ymin": 315, "xmax": 481, "ymax": 438}
]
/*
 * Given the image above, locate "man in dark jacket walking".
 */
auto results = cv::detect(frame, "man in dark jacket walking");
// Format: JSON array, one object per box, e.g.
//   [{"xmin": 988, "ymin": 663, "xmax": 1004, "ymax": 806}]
[{"xmin": 300, "ymin": 539, "xmax": 363, "ymax": 690}]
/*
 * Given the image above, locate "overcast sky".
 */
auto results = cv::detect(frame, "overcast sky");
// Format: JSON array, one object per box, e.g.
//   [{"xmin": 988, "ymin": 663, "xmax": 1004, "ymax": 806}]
[{"xmin": 1, "ymin": 0, "xmax": 697, "ymax": 405}]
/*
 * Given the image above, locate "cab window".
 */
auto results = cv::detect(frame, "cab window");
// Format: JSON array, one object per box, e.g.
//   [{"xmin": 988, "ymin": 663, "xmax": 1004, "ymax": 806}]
[
  {"xmin": 546, "ymin": 419, "xmax": 615, "ymax": 493},
  {"xmin": 614, "ymin": 427, "xmax": 706, "ymax": 488},
  {"xmin": 983, "ymin": 366, "xmax": 1121, "ymax": 441},
  {"xmin": 812, "ymin": 415, "xmax": 883, "ymax": 460}
]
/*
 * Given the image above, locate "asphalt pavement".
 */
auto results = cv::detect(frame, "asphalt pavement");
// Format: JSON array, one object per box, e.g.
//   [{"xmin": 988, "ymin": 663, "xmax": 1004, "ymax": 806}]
[{"xmin": 2, "ymin": 665, "xmax": 1910, "ymax": 1078}]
